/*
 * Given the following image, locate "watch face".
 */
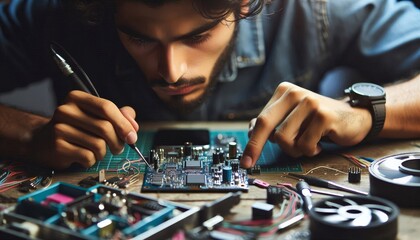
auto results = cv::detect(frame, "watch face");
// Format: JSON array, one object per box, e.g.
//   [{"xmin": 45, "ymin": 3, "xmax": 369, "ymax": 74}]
[{"xmin": 352, "ymin": 83, "xmax": 385, "ymax": 97}]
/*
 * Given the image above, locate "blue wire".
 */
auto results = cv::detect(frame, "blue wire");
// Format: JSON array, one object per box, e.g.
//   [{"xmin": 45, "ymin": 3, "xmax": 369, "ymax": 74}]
[{"xmin": 358, "ymin": 156, "xmax": 375, "ymax": 162}]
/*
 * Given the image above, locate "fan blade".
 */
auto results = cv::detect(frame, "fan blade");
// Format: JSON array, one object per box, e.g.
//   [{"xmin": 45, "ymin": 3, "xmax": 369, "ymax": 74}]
[
  {"xmin": 314, "ymin": 207, "xmax": 339, "ymax": 214},
  {"xmin": 351, "ymin": 212, "xmax": 372, "ymax": 226},
  {"xmin": 372, "ymin": 210, "xmax": 389, "ymax": 223},
  {"xmin": 324, "ymin": 201, "xmax": 344, "ymax": 209},
  {"xmin": 323, "ymin": 214, "xmax": 349, "ymax": 223},
  {"xmin": 343, "ymin": 198, "xmax": 358, "ymax": 206},
  {"xmin": 362, "ymin": 204, "xmax": 393, "ymax": 213}
]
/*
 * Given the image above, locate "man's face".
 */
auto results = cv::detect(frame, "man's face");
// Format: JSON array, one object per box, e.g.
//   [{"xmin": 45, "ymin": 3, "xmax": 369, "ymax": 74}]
[{"xmin": 115, "ymin": 0, "xmax": 237, "ymax": 113}]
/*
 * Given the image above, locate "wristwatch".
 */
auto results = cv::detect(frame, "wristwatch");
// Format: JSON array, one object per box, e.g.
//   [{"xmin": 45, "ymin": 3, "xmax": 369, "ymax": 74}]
[{"xmin": 344, "ymin": 82, "xmax": 386, "ymax": 141}]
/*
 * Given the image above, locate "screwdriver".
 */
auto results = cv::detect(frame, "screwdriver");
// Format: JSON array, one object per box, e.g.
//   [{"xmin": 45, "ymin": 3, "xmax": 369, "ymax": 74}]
[
  {"xmin": 288, "ymin": 173, "xmax": 368, "ymax": 195},
  {"xmin": 50, "ymin": 42, "xmax": 153, "ymax": 170}
]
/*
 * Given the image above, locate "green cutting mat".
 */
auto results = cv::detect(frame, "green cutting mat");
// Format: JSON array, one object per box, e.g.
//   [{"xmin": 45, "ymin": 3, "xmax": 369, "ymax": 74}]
[{"xmin": 84, "ymin": 130, "xmax": 302, "ymax": 173}]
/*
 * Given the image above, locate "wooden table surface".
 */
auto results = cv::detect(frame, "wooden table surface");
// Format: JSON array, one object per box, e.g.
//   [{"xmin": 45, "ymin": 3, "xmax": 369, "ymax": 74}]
[{"xmin": 2, "ymin": 122, "xmax": 420, "ymax": 239}]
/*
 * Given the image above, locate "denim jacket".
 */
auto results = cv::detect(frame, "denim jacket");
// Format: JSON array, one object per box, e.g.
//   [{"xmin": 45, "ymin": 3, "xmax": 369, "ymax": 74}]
[
  {"xmin": 1, "ymin": 0, "xmax": 420, "ymax": 121},
  {"xmin": 209, "ymin": 0, "xmax": 420, "ymax": 120}
]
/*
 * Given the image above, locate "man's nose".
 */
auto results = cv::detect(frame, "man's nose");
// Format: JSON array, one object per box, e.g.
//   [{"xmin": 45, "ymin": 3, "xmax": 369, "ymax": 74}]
[{"xmin": 157, "ymin": 44, "xmax": 187, "ymax": 83}]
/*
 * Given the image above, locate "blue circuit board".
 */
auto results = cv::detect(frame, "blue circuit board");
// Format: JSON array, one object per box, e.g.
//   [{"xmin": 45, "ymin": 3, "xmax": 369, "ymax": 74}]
[
  {"xmin": 84, "ymin": 129, "xmax": 302, "ymax": 173},
  {"xmin": 141, "ymin": 142, "xmax": 249, "ymax": 193}
]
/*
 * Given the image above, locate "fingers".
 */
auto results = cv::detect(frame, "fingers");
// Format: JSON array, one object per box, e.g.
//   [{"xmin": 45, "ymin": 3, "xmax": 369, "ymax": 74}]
[
  {"xmin": 242, "ymin": 82, "xmax": 331, "ymax": 168},
  {"xmin": 248, "ymin": 118, "xmax": 256, "ymax": 137},
  {"xmin": 54, "ymin": 102, "xmax": 125, "ymax": 155},
  {"xmin": 272, "ymin": 96, "xmax": 324, "ymax": 157},
  {"xmin": 242, "ymin": 116, "xmax": 275, "ymax": 168},
  {"xmin": 120, "ymin": 106, "xmax": 139, "ymax": 131},
  {"xmin": 54, "ymin": 123, "xmax": 107, "ymax": 161},
  {"xmin": 120, "ymin": 106, "xmax": 139, "ymax": 144},
  {"xmin": 66, "ymin": 91, "xmax": 138, "ymax": 145},
  {"xmin": 242, "ymin": 83, "xmax": 300, "ymax": 168},
  {"xmin": 31, "ymin": 91, "xmax": 140, "ymax": 170},
  {"xmin": 54, "ymin": 139, "xmax": 97, "ymax": 169},
  {"xmin": 27, "ymin": 122, "xmax": 96, "ymax": 170}
]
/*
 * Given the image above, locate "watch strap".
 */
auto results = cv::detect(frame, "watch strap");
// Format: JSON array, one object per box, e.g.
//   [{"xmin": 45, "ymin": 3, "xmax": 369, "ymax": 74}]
[{"xmin": 365, "ymin": 99, "xmax": 386, "ymax": 141}]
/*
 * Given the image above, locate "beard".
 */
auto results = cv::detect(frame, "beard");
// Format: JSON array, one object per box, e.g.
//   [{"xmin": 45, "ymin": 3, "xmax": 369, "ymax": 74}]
[{"xmin": 148, "ymin": 26, "xmax": 238, "ymax": 115}]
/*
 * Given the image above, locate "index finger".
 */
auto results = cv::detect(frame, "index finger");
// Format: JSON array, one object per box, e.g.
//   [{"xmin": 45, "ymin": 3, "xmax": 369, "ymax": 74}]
[
  {"xmin": 241, "ymin": 116, "xmax": 275, "ymax": 169},
  {"xmin": 67, "ymin": 91, "xmax": 137, "ymax": 144}
]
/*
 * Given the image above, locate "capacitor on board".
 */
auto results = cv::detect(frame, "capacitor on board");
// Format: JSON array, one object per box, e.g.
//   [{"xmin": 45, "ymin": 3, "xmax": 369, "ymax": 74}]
[
  {"xmin": 223, "ymin": 166, "xmax": 232, "ymax": 183},
  {"xmin": 150, "ymin": 149, "xmax": 158, "ymax": 170},
  {"xmin": 184, "ymin": 142, "xmax": 192, "ymax": 157},
  {"xmin": 213, "ymin": 152, "xmax": 220, "ymax": 165},
  {"xmin": 229, "ymin": 142, "xmax": 237, "ymax": 159},
  {"xmin": 218, "ymin": 150, "xmax": 225, "ymax": 163}
]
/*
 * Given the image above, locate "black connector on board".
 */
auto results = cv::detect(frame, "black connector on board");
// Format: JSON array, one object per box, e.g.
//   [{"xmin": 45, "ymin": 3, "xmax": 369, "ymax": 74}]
[
  {"xmin": 252, "ymin": 202, "xmax": 274, "ymax": 220},
  {"xmin": 348, "ymin": 167, "xmax": 361, "ymax": 183},
  {"xmin": 267, "ymin": 186, "xmax": 284, "ymax": 205},
  {"xmin": 247, "ymin": 165, "xmax": 261, "ymax": 175}
]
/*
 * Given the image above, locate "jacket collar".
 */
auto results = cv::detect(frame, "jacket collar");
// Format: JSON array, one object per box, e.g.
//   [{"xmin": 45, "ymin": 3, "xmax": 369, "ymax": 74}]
[{"xmin": 219, "ymin": 14, "xmax": 266, "ymax": 82}]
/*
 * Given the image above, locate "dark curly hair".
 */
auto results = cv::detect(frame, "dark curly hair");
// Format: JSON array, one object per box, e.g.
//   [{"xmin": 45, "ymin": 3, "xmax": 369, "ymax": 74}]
[{"xmin": 72, "ymin": 0, "xmax": 266, "ymax": 25}]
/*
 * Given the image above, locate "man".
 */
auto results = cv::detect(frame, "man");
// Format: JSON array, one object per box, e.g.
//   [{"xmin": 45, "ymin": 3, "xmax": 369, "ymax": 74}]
[{"xmin": 0, "ymin": 0, "xmax": 419, "ymax": 170}]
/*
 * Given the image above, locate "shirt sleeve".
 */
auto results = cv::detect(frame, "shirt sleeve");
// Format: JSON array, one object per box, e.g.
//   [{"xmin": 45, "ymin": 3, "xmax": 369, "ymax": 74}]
[{"xmin": 326, "ymin": 0, "xmax": 420, "ymax": 83}]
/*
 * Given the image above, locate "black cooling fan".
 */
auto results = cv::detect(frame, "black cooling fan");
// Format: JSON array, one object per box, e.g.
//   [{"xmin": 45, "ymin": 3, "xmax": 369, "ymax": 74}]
[
  {"xmin": 369, "ymin": 152, "xmax": 420, "ymax": 207},
  {"xmin": 309, "ymin": 196, "xmax": 399, "ymax": 240}
]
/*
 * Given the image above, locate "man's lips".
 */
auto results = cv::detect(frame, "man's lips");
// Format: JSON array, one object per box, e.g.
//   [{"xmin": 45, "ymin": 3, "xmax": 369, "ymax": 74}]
[{"xmin": 155, "ymin": 84, "xmax": 200, "ymax": 96}]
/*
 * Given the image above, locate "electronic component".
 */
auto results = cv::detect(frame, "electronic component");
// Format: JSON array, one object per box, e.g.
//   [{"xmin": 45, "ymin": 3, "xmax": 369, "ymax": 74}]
[
  {"xmin": 98, "ymin": 169, "xmax": 106, "ymax": 183},
  {"xmin": 18, "ymin": 180, "xmax": 38, "ymax": 193},
  {"xmin": 186, "ymin": 174, "xmax": 206, "ymax": 186},
  {"xmin": 252, "ymin": 202, "xmax": 274, "ymax": 220},
  {"xmin": 247, "ymin": 165, "xmax": 261, "ymax": 175},
  {"xmin": 222, "ymin": 166, "xmax": 232, "ymax": 183},
  {"xmin": 78, "ymin": 174, "xmax": 136, "ymax": 189},
  {"xmin": 78, "ymin": 176, "xmax": 99, "ymax": 188},
  {"xmin": 141, "ymin": 141, "xmax": 249, "ymax": 193},
  {"xmin": 105, "ymin": 176, "xmax": 120, "ymax": 184},
  {"xmin": 42, "ymin": 193, "xmax": 74, "ymax": 205},
  {"xmin": 228, "ymin": 142, "xmax": 237, "ymax": 159},
  {"xmin": 0, "ymin": 182, "xmax": 241, "ymax": 239},
  {"xmin": 309, "ymin": 196, "xmax": 399, "ymax": 240},
  {"xmin": 178, "ymin": 185, "xmax": 302, "ymax": 239},
  {"xmin": 266, "ymin": 186, "xmax": 284, "ymax": 205},
  {"xmin": 348, "ymin": 167, "xmax": 361, "ymax": 183},
  {"xmin": 0, "ymin": 182, "xmax": 177, "ymax": 239},
  {"xmin": 249, "ymin": 178, "xmax": 270, "ymax": 189},
  {"xmin": 369, "ymin": 152, "xmax": 420, "ymax": 207}
]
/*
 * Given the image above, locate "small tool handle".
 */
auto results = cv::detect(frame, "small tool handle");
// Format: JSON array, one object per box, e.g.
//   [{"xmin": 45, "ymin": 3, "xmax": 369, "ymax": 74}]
[
  {"xmin": 289, "ymin": 173, "xmax": 330, "ymax": 188},
  {"xmin": 296, "ymin": 180, "xmax": 313, "ymax": 212}
]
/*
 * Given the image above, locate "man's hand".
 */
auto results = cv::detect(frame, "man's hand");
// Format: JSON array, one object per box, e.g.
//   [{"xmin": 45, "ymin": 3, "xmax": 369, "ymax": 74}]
[
  {"xmin": 29, "ymin": 90, "xmax": 139, "ymax": 169},
  {"xmin": 241, "ymin": 82, "xmax": 372, "ymax": 169}
]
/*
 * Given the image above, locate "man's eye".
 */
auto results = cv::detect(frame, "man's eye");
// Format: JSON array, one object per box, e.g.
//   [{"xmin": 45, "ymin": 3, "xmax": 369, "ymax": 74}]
[
  {"xmin": 128, "ymin": 36, "xmax": 154, "ymax": 46},
  {"xmin": 184, "ymin": 34, "xmax": 210, "ymax": 45}
]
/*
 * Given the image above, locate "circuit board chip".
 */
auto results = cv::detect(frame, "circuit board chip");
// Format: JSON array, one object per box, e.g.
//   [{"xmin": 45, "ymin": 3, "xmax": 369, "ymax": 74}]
[
  {"xmin": 185, "ymin": 160, "xmax": 201, "ymax": 169},
  {"xmin": 186, "ymin": 174, "xmax": 206, "ymax": 186}
]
